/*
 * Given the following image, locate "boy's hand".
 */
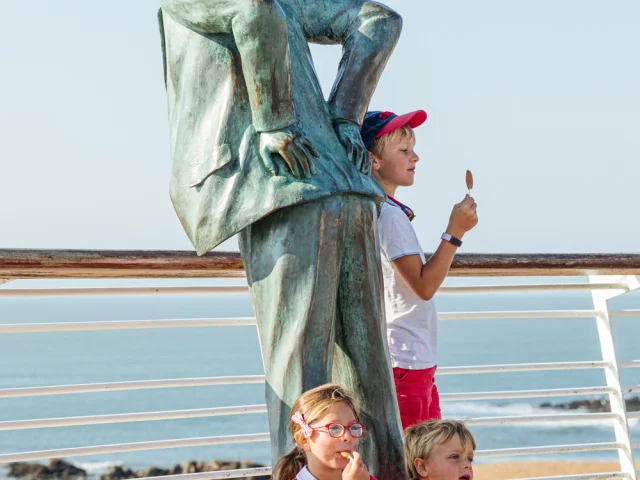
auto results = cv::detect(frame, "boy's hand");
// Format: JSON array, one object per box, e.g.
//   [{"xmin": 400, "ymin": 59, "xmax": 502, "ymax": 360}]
[
  {"xmin": 446, "ymin": 194, "xmax": 478, "ymax": 238},
  {"xmin": 334, "ymin": 120, "xmax": 371, "ymax": 175},
  {"xmin": 342, "ymin": 452, "xmax": 369, "ymax": 480},
  {"xmin": 259, "ymin": 127, "xmax": 319, "ymax": 179}
]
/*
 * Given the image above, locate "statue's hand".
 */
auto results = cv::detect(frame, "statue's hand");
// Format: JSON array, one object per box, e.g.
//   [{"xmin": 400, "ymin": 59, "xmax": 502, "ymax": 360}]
[
  {"xmin": 259, "ymin": 128, "xmax": 319, "ymax": 179},
  {"xmin": 334, "ymin": 120, "xmax": 371, "ymax": 175}
]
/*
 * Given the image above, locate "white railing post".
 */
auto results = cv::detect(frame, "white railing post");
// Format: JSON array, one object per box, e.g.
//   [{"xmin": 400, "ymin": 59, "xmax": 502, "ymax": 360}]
[{"xmin": 589, "ymin": 275, "xmax": 639, "ymax": 479}]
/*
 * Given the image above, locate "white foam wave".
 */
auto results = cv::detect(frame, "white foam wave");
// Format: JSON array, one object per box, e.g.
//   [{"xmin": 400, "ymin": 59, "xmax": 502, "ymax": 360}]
[
  {"xmin": 444, "ymin": 401, "xmax": 537, "ymax": 417},
  {"xmin": 75, "ymin": 461, "xmax": 123, "ymax": 474},
  {"xmin": 443, "ymin": 402, "xmax": 640, "ymax": 431}
]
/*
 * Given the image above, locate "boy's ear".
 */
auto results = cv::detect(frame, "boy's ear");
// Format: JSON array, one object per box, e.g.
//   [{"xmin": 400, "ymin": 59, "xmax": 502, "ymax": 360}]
[
  {"xmin": 370, "ymin": 153, "xmax": 381, "ymax": 172},
  {"xmin": 413, "ymin": 458, "xmax": 429, "ymax": 478}
]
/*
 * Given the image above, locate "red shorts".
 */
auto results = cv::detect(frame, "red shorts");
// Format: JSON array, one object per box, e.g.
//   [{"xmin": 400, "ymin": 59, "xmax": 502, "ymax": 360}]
[{"xmin": 393, "ymin": 365, "xmax": 441, "ymax": 430}]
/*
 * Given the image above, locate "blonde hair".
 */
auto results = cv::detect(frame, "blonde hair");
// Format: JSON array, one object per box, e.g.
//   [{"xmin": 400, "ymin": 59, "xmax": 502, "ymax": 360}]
[
  {"xmin": 403, "ymin": 420, "xmax": 477, "ymax": 479},
  {"xmin": 271, "ymin": 383, "xmax": 361, "ymax": 480},
  {"xmin": 368, "ymin": 124, "xmax": 416, "ymax": 157}
]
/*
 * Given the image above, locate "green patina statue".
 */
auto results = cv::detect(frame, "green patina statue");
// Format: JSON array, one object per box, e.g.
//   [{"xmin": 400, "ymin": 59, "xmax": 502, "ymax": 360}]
[{"xmin": 158, "ymin": 1, "xmax": 405, "ymax": 476}]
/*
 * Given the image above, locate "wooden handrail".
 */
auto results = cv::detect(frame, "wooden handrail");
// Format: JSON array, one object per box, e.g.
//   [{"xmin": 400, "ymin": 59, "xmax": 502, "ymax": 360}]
[{"xmin": 0, "ymin": 250, "xmax": 639, "ymax": 279}]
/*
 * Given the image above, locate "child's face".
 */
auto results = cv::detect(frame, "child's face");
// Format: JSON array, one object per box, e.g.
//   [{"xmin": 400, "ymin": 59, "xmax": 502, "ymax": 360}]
[
  {"xmin": 372, "ymin": 135, "xmax": 419, "ymax": 189},
  {"xmin": 416, "ymin": 434, "xmax": 474, "ymax": 480},
  {"xmin": 304, "ymin": 401, "xmax": 360, "ymax": 474}
]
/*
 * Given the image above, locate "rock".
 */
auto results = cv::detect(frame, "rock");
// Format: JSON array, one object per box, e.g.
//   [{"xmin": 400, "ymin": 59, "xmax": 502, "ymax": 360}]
[
  {"xmin": 216, "ymin": 462, "xmax": 240, "ymax": 472},
  {"xmin": 626, "ymin": 397, "xmax": 640, "ymax": 411},
  {"xmin": 540, "ymin": 395, "xmax": 639, "ymax": 413},
  {"xmin": 7, "ymin": 461, "xmax": 86, "ymax": 480},
  {"xmin": 100, "ymin": 466, "xmax": 137, "ymax": 480},
  {"xmin": 183, "ymin": 461, "xmax": 198, "ymax": 474},
  {"xmin": 168, "ymin": 465, "xmax": 182, "ymax": 476},
  {"xmin": 140, "ymin": 467, "xmax": 170, "ymax": 478},
  {"xmin": 49, "ymin": 460, "xmax": 86, "ymax": 479},
  {"xmin": 8, "ymin": 463, "xmax": 43, "ymax": 478}
]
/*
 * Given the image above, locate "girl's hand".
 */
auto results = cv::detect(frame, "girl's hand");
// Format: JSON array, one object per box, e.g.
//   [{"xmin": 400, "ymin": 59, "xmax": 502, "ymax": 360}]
[{"xmin": 342, "ymin": 452, "xmax": 369, "ymax": 480}]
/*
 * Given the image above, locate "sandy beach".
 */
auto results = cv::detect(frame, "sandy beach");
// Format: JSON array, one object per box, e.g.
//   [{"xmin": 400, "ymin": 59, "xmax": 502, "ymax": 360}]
[{"xmin": 474, "ymin": 461, "xmax": 638, "ymax": 479}]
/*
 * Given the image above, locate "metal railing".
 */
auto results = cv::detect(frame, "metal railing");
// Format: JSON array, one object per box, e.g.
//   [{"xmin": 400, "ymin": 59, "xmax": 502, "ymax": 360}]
[{"xmin": 1, "ymin": 250, "xmax": 639, "ymax": 480}]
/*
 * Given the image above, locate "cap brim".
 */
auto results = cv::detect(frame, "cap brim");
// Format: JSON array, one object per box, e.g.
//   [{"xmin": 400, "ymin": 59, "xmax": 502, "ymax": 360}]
[{"xmin": 374, "ymin": 110, "xmax": 427, "ymax": 139}]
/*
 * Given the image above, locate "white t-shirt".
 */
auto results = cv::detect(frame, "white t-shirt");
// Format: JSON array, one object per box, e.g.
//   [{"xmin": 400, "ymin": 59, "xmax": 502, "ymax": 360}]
[{"xmin": 378, "ymin": 199, "xmax": 438, "ymax": 370}]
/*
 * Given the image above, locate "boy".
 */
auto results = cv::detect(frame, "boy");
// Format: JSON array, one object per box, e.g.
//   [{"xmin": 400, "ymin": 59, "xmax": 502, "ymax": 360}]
[
  {"xmin": 404, "ymin": 420, "xmax": 476, "ymax": 479},
  {"xmin": 361, "ymin": 110, "xmax": 478, "ymax": 429}
]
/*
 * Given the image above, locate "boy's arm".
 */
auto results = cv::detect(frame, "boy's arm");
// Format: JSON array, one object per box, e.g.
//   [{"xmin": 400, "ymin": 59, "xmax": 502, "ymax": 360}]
[{"xmin": 393, "ymin": 195, "xmax": 478, "ymax": 301}]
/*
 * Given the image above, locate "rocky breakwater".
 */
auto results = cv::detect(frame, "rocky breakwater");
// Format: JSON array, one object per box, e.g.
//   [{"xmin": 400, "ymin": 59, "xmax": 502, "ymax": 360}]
[
  {"xmin": 101, "ymin": 460, "xmax": 269, "ymax": 480},
  {"xmin": 7, "ymin": 460, "xmax": 87, "ymax": 479},
  {"xmin": 540, "ymin": 395, "xmax": 640, "ymax": 412},
  {"xmin": 6, "ymin": 459, "xmax": 269, "ymax": 480}
]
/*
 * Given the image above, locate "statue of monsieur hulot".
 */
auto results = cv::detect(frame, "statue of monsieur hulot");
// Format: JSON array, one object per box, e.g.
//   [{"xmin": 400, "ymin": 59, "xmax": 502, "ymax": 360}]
[{"xmin": 158, "ymin": 1, "xmax": 405, "ymax": 476}]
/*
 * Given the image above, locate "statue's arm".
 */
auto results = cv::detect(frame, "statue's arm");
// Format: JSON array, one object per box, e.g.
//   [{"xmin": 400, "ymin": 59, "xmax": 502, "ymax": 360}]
[
  {"xmin": 302, "ymin": 1, "xmax": 403, "ymax": 126},
  {"xmin": 161, "ymin": 0, "xmax": 297, "ymax": 132},
  {"xmin": 161, "ymin": 0, "xmax": 319, "ymax": 178}
]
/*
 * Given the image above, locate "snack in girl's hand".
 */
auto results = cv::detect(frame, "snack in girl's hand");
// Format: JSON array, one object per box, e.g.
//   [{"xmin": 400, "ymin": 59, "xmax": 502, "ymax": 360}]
[
  {"xmin": 340, "ymin": 451, "xmax": 354, "ymax": 459},
  {"xmin": 466, "ymin": 170, "xmax": 473, "ymax": 193}
]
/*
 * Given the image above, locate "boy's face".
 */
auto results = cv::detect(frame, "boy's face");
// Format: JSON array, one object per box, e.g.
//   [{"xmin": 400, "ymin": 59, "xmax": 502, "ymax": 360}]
[
  {"xmin": 415, "ymin": 434, "xmax": 474, "ymax": 480},
  {"xmin": 371, "ymin": 135, "xmax": 419, "ymax": 189}
]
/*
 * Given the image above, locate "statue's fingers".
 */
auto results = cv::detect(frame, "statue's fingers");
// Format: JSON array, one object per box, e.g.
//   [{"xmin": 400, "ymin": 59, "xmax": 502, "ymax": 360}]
[
  {"xmin": 345, "ymin": 137, "xmax": 353, "ymax": 157},
  {"xmin": 295, "ymin": 138, "xmax": 316, "ymax": 176},
  {"xmin": 354, "ymin": 144, "xmax": 364, "ymax": 171},
  {"xmin": 278, "ymin": 147, "xmax": 300, "ymax": 178},
  {"xmin": 363, "ymin": 151, "xmax": 372, "ymax": 175},
  {"xmin": 300, "ymin": 137, "xmax": 319, "ymax": 158},
  {"xmin": 350, "ymin": 143, "xmax": 359, "ymax": 167},
  {"xmin": 259, "ymin": 146, "xmax": 277, "ymax": 176},
  {"xmin": 290, "ymin": 143, "xmax": 312, "ymax": 179}
]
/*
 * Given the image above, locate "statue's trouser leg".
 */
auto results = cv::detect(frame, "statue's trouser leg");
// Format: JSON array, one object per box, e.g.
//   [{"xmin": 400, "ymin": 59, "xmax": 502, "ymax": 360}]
[
  {"xmin": 239, "ymin": 193, "xmax": 405, "ymax": 479},
  {"xmin": 331, "ymin": 196, "xmax": 405, "ymax": 480}
]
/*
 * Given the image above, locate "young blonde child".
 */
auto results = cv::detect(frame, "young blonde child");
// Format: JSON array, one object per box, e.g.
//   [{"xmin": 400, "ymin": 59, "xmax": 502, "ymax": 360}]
[
  {"xmin": 404, "ymin": 420, "xmax": 476, "ymax": 480},
  {"xmin": 361, "ymin": 110, "xmax": 479, "ymax": 428},
  {"xmin": 272, "ymin": 383, "xmax": 375, "ymax": 480}
]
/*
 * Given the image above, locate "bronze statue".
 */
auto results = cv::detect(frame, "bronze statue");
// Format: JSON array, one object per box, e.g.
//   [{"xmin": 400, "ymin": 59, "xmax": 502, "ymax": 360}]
[{"xmin": 158, "ymin": 1, "xmax": 405, "ymax": 476}]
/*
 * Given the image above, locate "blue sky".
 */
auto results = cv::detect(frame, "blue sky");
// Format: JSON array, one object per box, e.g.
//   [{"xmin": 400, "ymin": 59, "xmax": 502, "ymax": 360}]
[{"xmin": 1, "ymin": 1, "xmax": 639, "ymax": 253}]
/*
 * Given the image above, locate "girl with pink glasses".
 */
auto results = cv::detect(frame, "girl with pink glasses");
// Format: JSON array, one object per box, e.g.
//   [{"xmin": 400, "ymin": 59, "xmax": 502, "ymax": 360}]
[{"xmin": 272, "ymin": 383, "xmax": 376, "ymax": 480}]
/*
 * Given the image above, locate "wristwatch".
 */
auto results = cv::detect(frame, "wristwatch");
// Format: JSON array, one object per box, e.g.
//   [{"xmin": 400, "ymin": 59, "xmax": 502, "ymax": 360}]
[{"xmin": 441, "ymin": 232, "xmax": 463, "ymax": 247}]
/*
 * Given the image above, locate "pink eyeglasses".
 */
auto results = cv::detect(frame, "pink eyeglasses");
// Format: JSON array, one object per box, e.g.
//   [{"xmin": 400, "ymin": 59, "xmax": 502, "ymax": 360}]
[{"xmin": 311, "ymin": 422, "xmax": 365, "ymax": 438}]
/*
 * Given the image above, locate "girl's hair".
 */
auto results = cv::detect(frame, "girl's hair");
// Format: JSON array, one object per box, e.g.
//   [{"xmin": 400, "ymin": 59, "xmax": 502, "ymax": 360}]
[
  {"xmin": 271, "ymin": 383, "xmax": 361, "ymax": 480},
  {"xmin": 403, "ymin": 420, "xmax": 477, "ymax": 479},
  {"xmin": 367, "ymin": 124, "xmax": 416, "ymax": 157}
]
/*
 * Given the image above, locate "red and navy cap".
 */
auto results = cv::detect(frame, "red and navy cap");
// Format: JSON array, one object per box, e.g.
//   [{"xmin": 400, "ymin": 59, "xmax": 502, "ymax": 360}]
[{"xmin": 360, "ymin": 110, "xmax": 427, "ymax": 148}]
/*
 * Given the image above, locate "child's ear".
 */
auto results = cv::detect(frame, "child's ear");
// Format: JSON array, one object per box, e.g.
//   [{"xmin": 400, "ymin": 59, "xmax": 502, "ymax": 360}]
[
  {"xmin": 413, "ymin": 458, "xmax": 429, "ymax": 478},
  {"xmin": 370, "ymin": 153, "xmax": 381, "ymax": 172},
  {"xmin": 293, "ymin": 432, "xmax": 309, "ymax": 451}
]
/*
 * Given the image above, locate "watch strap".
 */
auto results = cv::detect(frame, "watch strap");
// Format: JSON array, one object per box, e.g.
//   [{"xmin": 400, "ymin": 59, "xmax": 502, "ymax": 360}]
[{"xmin": 441, "ymin": 232, "xmax": 462, "ymax": 247}]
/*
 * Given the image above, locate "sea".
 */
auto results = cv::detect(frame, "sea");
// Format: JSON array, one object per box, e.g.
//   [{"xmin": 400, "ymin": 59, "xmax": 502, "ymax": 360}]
[{"xmin": 1, "ymin": 276, "xmax": 639, "ymax": 476}]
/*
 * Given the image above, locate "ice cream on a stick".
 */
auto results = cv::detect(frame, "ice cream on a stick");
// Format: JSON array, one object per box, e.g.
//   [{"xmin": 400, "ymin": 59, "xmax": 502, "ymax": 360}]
[{"xmin": 466, "ymin": 169, "xmax": 473, "ymax": 194}]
